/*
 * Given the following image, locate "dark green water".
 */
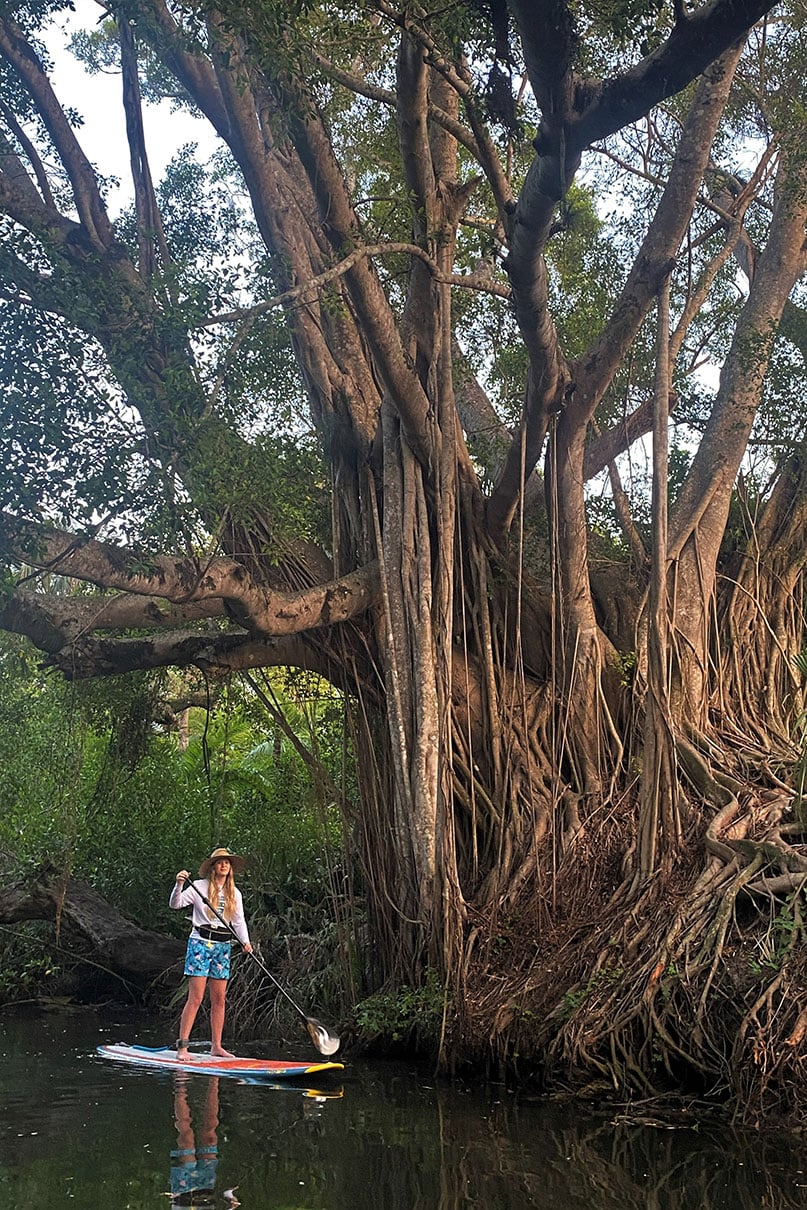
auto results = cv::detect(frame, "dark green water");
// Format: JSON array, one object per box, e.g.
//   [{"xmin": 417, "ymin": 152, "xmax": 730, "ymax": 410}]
[{"xmin": 1, "ymin": 1008, "xmax": 805, "ymax": 1208}]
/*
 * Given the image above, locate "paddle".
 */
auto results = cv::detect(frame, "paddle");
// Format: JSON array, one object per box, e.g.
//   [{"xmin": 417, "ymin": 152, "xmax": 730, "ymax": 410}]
[{"xmin": 180, "ymin": 876, "xmax": 341, "ymax": 1057}]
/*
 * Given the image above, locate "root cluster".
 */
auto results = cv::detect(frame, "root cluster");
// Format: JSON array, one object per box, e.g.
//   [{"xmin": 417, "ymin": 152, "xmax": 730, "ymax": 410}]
[{"xmin": 458, "ymin": 767, "xmax": 807, "ymax": 1128}]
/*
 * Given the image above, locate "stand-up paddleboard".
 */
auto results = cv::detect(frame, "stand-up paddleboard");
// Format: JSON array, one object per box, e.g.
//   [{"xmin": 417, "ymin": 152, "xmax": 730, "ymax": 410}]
[{"xmin": 97, "ymin": 1042, "xmax": 344, "ymax": 1080}]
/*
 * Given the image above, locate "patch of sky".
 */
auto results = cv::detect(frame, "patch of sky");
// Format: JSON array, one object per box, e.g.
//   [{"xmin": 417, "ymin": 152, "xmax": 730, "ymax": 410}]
[{"xmin": 42, "ymin": 0, "xmax": 218, "ymax": 217}]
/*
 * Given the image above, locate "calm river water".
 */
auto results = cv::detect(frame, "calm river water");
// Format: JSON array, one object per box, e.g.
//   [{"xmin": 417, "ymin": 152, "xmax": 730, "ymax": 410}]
[{"xmin": 1, "ymin": 1008, "xmax": 806, "ymax": 1208}]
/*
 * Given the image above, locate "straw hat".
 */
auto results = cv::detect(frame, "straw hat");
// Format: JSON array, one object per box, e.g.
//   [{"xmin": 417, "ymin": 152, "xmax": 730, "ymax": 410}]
[{"xmin": 198, "ymin": 847, "xmax": 246, "ymax": 877}]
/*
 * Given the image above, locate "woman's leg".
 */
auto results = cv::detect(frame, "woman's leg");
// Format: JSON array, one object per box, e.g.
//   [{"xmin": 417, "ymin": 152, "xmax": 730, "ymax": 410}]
[
  {"xmin": 177, "ymin": 976, "xmax": 207, "ymax": 1058},
  {"xmin": 208, "ymin": 979, "xmax": 233, "ymax": 1057}
]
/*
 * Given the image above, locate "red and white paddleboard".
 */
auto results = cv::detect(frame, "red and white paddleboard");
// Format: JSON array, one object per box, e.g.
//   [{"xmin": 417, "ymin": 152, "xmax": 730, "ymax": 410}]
[{"xmin": 97, "ymin": 1042, "xmax": 343, "ymax": 1080}]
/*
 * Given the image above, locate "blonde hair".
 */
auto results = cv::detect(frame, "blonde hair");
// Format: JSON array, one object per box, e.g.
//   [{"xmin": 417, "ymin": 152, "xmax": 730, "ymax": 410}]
[{"xmin": 207, "ymin": 865, "xmax": 237, "ymax": 923}]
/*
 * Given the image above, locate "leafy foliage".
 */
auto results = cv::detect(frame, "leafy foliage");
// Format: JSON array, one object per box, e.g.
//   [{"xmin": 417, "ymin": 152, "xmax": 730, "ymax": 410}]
[
  {"xmin": 354, "ymin": 968, "xmax": 446, "ymax": 1048},
  {"xmin": 0, "ymin": 637, "xmax": 349, "ymax": 948}
]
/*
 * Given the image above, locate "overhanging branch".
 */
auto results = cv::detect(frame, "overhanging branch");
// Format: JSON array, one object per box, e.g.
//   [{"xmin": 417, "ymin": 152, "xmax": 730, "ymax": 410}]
[
  {"xmin": 43, "ymin": 629, "xmax": 323, "ymax": 680},
  {"xmin": 0, "ymin": 513, "xmax": 380, "ymax": 638}
]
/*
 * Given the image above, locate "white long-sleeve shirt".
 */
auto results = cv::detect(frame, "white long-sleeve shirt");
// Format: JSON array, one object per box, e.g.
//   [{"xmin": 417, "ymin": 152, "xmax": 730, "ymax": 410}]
[{"xmin": 169, "ymin": 878, "xmax": 251, "ymax": 946}]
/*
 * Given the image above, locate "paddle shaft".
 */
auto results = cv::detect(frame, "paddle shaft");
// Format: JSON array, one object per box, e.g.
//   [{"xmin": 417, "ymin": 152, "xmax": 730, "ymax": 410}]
[{"xmin": 180, "ymin": 876, "xmax": 314, "ymax": 1025}]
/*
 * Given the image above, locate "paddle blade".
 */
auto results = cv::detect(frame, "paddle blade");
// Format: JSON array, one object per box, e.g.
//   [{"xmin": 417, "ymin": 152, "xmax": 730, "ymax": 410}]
[{"xmin": 306, "ymin": 1018, "xmax": 340, "ymax": 1056}]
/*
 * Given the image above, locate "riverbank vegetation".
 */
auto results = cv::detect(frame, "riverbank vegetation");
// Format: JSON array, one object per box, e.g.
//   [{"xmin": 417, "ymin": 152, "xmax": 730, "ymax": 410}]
[
  {"xmin": 0, "ymin": 641, "xmax": 352, "ymax": 1032},
  {"xmin": 2, "ymin": 0, "xmax": 807, "ymax": 1127}
]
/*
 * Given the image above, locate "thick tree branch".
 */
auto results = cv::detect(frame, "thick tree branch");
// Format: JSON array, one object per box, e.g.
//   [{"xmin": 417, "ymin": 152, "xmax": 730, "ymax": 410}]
[
  {"xmin": 508, "ymin": 0, "xmax": 579, "ymax": 118},
  {"xmin": 195, "ymin": 10, "xmax": 385, "ymax": 457},
  {"xmin": 0, "ymin": 514, "xmax": 380, "ymax": 638},
  {"xmin": 486, "ymin": 360, "xmax": 567, "ymax": 543},
  {"xmin": 0, "ymin": 243, "xmax": 72, "ymax": 318},
  {"xmin": 0, "ymin": 97, "xmax": 55, "ymax": 207},
  {"xmin": 482, "ymin": 3, "xmax": 580, "ymax": 542},
  {"xmin": 126, "ymin": 0, "xmax": 232, "ymax": 138},
  {"xmin": 371, "ymin": 0, "xmax": 514, "ymax": 215},
  {"xmin": 43, "ymin": 629, "xmax": 322, "ymax": 680},
  {"xmin": 0, "ymin": 862, "xmax": 183, "ymax": 981},
  {"xmin": 0, "ymin": 130, "xmax": 60, "ymax": 232},
  {"xmin": 0, "ymin": 14, "xmax": 114, "ymax": 249},
  {"xmin": 0, "ymin": 581, "xmax": 361, "ymax": 682},
  {"xmin": 570, "ymin": 45, "xmax": 743, "ymax": 427},
  {"xmin": 669, "ymin": 141, "xmax": 807, "ymax": 559},
  {"xmin": 287, "ymin": 95, "xmax": 436, "ymax": 468},
  {"xmin": 119, "ymin": 17, "xmax": 171, "ymax": 281},
  {"xmin": 584, "ymin": 391, "xmax": 678, "ymax": 482},
  {"xmin": 710, "ymin": 155, "xmax": 807, "ymax": 364},
  {"xmin": 0, "ymin": 588, "xmax": 228, "ymax": 653},
  {"xmin": 570, "ymin": 0, "xmax": 779, "ymax": 152},
  {"xmin": 453, "ymin": 341, "xmax": 516, "ymax": 474},
  {"xmin": 492, "ymin": 3, "xmax": 772, "ymax": 545}
]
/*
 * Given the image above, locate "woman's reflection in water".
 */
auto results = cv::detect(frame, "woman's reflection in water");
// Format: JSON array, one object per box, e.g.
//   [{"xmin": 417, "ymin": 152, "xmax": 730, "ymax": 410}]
[{"xmin": 170, "ymin": 1076, "xmax": 239, "ymax": 1208}]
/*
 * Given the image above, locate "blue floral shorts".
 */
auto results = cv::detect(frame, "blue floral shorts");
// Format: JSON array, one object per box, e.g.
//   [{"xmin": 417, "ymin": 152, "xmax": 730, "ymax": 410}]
[{"xmin": 184, "ymin": 935, "xmax": 231, "ymax": 980}]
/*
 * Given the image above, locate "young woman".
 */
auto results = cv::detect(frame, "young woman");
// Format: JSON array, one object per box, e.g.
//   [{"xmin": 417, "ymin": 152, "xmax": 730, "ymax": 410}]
[{"xmin": 170, "ymin": 847, "xmax": 253, "ymax": 1060}]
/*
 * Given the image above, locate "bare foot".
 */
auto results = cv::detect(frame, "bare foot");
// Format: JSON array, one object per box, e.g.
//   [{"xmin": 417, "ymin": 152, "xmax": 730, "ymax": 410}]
[
  {"xmin": 210, "ymin": 1046, "xmax": 235, "ymax": 1058},
  {"xmin": 175, "ymin": 1049, "xmax": 190, "ymax": 1061}
]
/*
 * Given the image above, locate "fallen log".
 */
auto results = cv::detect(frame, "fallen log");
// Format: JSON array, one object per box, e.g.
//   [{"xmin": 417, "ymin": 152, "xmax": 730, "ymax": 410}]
[{"xmin": 0, "ymin": 862, "xmax": 184, "ymax": 984}]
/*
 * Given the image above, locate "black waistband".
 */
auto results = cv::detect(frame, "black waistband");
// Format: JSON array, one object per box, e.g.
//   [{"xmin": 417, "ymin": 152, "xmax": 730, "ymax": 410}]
[{"xmin": 196, "ymin": 925, "xmax": 232, "ymax": 942}]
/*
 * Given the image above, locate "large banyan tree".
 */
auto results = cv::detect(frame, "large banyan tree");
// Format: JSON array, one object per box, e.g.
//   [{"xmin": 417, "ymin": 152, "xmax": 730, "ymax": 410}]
[{"xmin": 2, "ymin": 0, "xmax": 807, "ymax": 1118}]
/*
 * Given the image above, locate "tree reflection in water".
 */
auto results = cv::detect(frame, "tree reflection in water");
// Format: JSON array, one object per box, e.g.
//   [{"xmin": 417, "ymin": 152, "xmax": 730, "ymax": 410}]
[
  {"xmin": 230, "ymin": 1066, "xmax": 807, "ymax": 1210},
  {"xmin": 2, "ymin": 1010, "xmax": 806, "ymax": 1210},
  {"xmin": 418, "ymin": 1091, "xmax": 807, "ymax": 1210}
]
